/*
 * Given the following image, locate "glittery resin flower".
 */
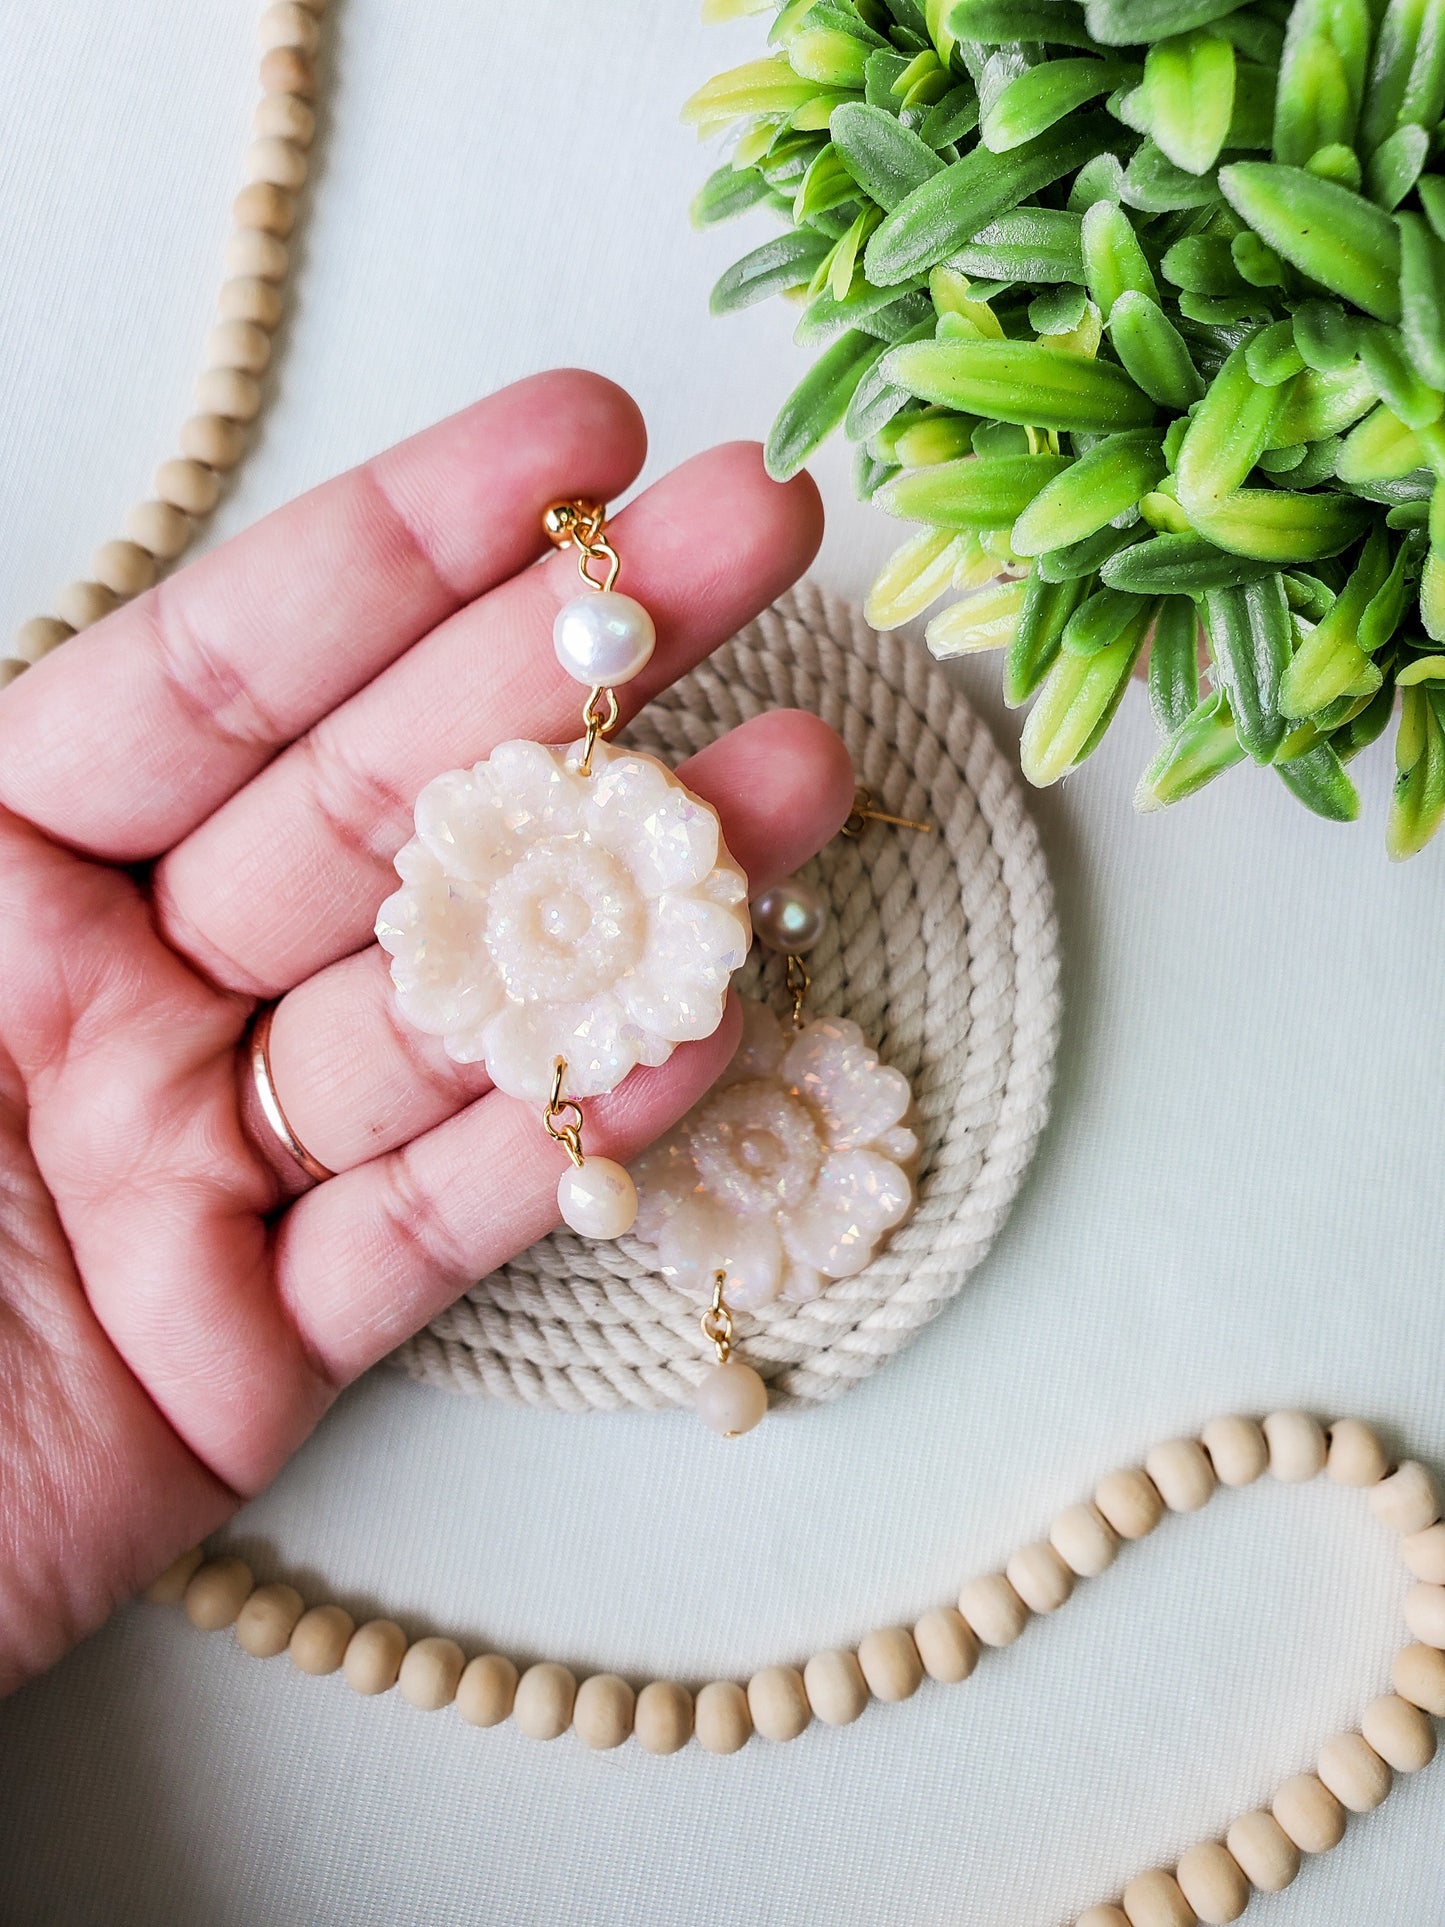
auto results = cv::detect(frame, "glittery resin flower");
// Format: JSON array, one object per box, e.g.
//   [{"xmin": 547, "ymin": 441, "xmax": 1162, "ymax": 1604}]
[
  {"xmin": 631, "ymin": 996, "xmax": 918, "ymax": 1310},
  {"xmin": 376, "ymin": 739, "xmax": 750, "ymax": 1105}
]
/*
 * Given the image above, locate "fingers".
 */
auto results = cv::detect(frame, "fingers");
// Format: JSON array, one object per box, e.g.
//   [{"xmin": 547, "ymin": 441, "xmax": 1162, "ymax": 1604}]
[
  {"xmin": 152, "ymin": 441, "xmax": 825, "ymax": 996},
  {"xmin": 0, "ymin": 372, "xmax": 648, "ymax": 861},
  {"xmin": 255, "ymin": 710, "xmax": 855, "ymax": 1179}
]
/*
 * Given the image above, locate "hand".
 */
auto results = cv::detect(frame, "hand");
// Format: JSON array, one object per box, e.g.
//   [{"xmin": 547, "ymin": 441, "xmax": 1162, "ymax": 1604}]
[{"xmin": 0, "ymin": 371, "xmax": 852, "ymax": 1694}]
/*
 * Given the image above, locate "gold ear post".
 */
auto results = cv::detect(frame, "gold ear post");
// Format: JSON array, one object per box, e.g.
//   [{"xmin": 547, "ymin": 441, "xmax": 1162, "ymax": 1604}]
[{"xmin": 841, "ymin": 787, "xmax": 933, "ymax": 838}]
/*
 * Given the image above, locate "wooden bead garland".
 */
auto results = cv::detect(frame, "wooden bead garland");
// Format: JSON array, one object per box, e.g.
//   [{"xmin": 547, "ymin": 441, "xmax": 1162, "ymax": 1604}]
[
  {"xmin": 2, "ymin": 0, "xmax": 326, "ymax": 689},
  {"xmin": 146, "ymin": 1414, "xmax": 1445, "ymax": 1924}
]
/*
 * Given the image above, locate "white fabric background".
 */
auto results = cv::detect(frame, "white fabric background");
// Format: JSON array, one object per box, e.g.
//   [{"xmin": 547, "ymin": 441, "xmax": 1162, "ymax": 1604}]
[{"xmin": 1, "ymin": 4, "xmax": 1443, "ymax": 1922}]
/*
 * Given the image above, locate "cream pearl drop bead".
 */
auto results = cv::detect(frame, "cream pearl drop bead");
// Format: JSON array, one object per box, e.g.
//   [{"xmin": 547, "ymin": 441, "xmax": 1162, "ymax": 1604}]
[
  {"xmin": 1120, "ymin": 1867, "xmax": 1193, "ymax": 1927},
  {"xmin": 1224, "ymin": 1810, "xmax": 1299, "ymax": 1891},
  {"xmin": 143, "ymin": 1546, "xmax": 205, "ymax": 1605},
  {"xmin": 1317, "ymin": 1729, "xmax": 1391, "ymax": 1812},
  {"xmin": 1174, "ymin": 1842, "xmax": 1248, "ymax": 1925},
  {"xmin": 1370, "ymin": 1460, "xmax": 1440, "ymax": 1535},
  {"xmin": 259, "ymin": 2, "xmax": 321, "ymax": 55},
  {"xmin": 695, "ymin": 1359, "xmax": 768, "ymax": 1438},
  {"xmin": 289, "ymin": 1603, "xmax": 353, "ymax": 1675},
  {"xmin": 804, "ymin": 1648, "xmax": 869, "ymax": 1726},
  {"xmin": 183, "ymin": 1555, "xmax": 253, "ymax": 1631},
  {"xmin": 245, "ymin": 135, "xmax": 308, "ymax": 192},
  {"xmin": 1050, "ymin": 1502, "xmax": 1119, "ymax": 1578},
  {"xmin": 1006, "ymin": 1540, "xmax": 1074, "ymax": 1614},
  {"xmin": 1394, "ymin": 1640, "xmax": 1445, "ymax": 1714},
  {"xmin": 90, "ymin": 539, "xmax": 156, "ymax": 599},
  {"xmin": 573, "ymin": 1673, "xmax": 635, "ymax": 1750},
  {"xmin": 398, "ymin": 1635, "xmax": 465, "ymax": 1712},
  {"xmin": 556, "ymin": 1157, "xmax": 636, "ymax": 1239},
  {"xmin": 53, "ymin": 580, "xmax": 116, "ymax": 631},
  {"xmin": 1200, "ymin": 1414, "xmax": 1268, "ymax": 1487},
  {"xmin": 1403, "ymin": 1522, "xmax": 1445, "ymax": 1583},
  {"xmin": 126, "ymin": 499, "xmax": 192, "ymax": 560},
  {"xmin": 512, "ymin": 1661, "xmax": 576, "ymax": 1741},
  {"xmin": 219, "ymin": 275, "xmax": 284, "ymax": 330},
  {"xmin": 1326, "ymin": 1417, "xmax": 1390, "ymax": 1486},
  {"xmin": 342, "ymin": 1617, "xmax": 406, "ymax": 1695},
  {"xmin": 179, "ymin": 414, "xmax": 247, "ymax": 473},
  {"xmin": 223, "ymin": 227, "xmax": 288, "ymax": 282},
  {"xmin": 456, "ymin": 1654, "xmax": 517, "ymax": 1727},
  {"xmin": 633, "ymin": 1680, "xmax": 693, "ymax": 1755},
  {"xmin": 1263, "ymin": 1410, "xmax": 1326, "ymax": 1482},
  {"xmin": 1094, "ymin": 1466, "xmax": 1164, "ymax": 1541},
  {"xmin": 1271, "ymin": 1772, "xmax": 1346, "ymax": 1853},
  {"xmin": 913, "ymin": 1606, "xmax": 978, "ymax": 1683},
  {"xmin": 749, "ymin": 876, "xmax": 828, "ymax": 955},
  {"xmin": 552, "ymin": 591, "xmax": 655, "ymax": 687},
  {"xmin": 260, "ymin": 46, "xmax": 316, "ymax": 98},
  {"xmin": 957, "ymin": 1571, "xmax": 1028, "ymax": 1647},
  {"xmin": 1361, "ymin": 1693, "xmax": 1437, "ymax": 1773},
  {"xmin": 12, "ymin": 616, "xmax": 73, "ymax": 664},
  {"xmin": 156, "ymin": 458, "xmax": 221, "ymax": 517},
  {"xmin": 254, "ymin": 91, "xmax": 316, "ymax": 147},
  {"xmin": 748, "ymin": 1664, "xmax": 810, "ymax": 1741},
  {"xmin": 857, "ymin": 1626, "xmax": 923, "ymax": 1702},
  {"xmin": 207, "ymin": 318, "xmax": 272, "ymax": 376},
  {"xmin": 1145, "ymin": 1437, "xmax": 1216, "ymax": 1513},
  {"xmin": 1403, "ymin": 1582, "xmax": 1445, "ymax": 1647},
  {"xmin": 235, "ymin": 1581, "xmax": 305, "ymax": 1659},
  {"xmin": 196, "ymin": 366, "xmax": 263, "ymax": 423},
  {"xmin": 694, "ymin": 1679, "xmax": 751, "ymax": 1754}
]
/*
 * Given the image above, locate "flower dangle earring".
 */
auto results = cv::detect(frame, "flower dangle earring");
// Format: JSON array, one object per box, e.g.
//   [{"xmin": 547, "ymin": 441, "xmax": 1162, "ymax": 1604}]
[{"xmin": 376, "ymin": 498, "xmax": 752, "ymax": 1241}]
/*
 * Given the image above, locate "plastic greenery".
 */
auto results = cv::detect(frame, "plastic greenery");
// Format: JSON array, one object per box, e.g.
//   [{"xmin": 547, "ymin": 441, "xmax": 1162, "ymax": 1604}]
[{"xmin": 685, "ymin": 0, "xmax": 1445, "ymax": 857}]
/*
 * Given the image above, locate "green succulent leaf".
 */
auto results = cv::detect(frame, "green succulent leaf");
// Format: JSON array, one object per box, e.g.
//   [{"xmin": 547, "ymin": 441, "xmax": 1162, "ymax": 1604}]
[
  {"xmin": 885, "ymin": 337, "xmax": 1156, "ymax": 431},
  {"xmin": 1218, "ymin": 161, "xmax": 1402, "ymax": 321},
  {"xmin": 1276, "ymin": 738, "xmax": 1362, "ymax": 820},
  {"xmin": 876, "ymin": 451, "xmax": 1073, "ymax": 526},
  {"xmin": 1135, "ymin": 686, "xmax": 1247, "ymax": 808},
  {"xmin": 765, "ymin": 328, "xmax": 892, "ymax": 480}
]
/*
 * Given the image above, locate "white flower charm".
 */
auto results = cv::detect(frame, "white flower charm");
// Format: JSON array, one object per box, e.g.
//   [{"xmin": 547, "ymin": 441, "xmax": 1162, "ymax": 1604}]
[
  {"xmin": 631, "ymin": 996, "xmax": 918, "ymax": 1311},
  {"xmin": 376, "ymin": 738, "xmax": 750, "ymax": 1106}
]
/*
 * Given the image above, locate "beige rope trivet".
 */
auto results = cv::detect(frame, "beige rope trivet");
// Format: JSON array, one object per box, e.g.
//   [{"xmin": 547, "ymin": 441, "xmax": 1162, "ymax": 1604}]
[{"xmin": 392, "ymin": 580, "xmax": 1062, "ymax": 1413}]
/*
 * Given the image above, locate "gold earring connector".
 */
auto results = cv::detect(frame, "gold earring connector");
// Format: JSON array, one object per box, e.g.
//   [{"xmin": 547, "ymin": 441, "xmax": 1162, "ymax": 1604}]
[
  {"xmin": 700, "ymin": 1270, "xmax": 734, "ymax": 1365},
  {"xmin": 542, "ymin": 1056, "xmax": 586, "ymax": 1168}
]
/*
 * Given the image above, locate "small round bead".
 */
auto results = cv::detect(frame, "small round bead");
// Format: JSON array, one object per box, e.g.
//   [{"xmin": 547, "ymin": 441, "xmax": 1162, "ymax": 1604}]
[
  {"xmin": 513, "ymin": 1661, "xmax": 576, "ymax": 1740},
  {"xmin": 258, "ymin": 3, "xmax": 321, "ymax": 54},
  {"xmin": 552, "ymin": 590, "xmax": 655, "ymax": 687},
  {"xmin": 557, "ymin": 1157, "xmax": 636, "ymax": 1239},
  {"xmin": 143, "ymin": 1546, "xmax": 204, "ymax": 1605},
  {"xmin": 1362, "ymin": 1694, "xmax": 1437, "ymax": 1773},
  {"xmin": 183, "ymin": 1555, "xmax": 253, "ymax": 1631},
  {"xmin": 53, "ymin": 580, "xmax": 116, "ymax": 631},
  {"xmin": 195, "ymin": 367, "xmax": 263, "ymax": 423},
  {"xmin": 695, "ymin": 1679, "xmax": 751, "ymax": 1753},
  {"xmin": 206, "ymin": 319, "xmax": 272, "ymax": 375},
  {"xmin": 126, "ymin": 499, "xmax": 191, "ymax": 560},
  {"xmin": 342, "ymin": 1617, "xmax": 406, "ymax": 1694},
  {"xmin": 1145, "ymin": 1438, "xmax": 1216, "ymax": 1513},
  {"xmin": 234, "ymin": 1582, "xmax": 305, "ymax": 1659},
  {"xmin": 1317, "ymin": 1730, "xmax": 1391, "ymax": 1812},
  {"xmin": 1394, "ymin": 1640, "xmax": 1445, "ymax": 1715},
  {"xmin": 179, "ymin": 414, "xmax": 247, "ymax": 472},
  {"xmin": 1404, "ymin": 1582, "xmax": 1445, "ymax": 1647},
  {"xmin": 957, "ymin": 1571, "xmax": 1028, "ymax": 1647},
  {"xmin": 90, "ymin": 539, "xmax": 156, "ymax": 598},
  {"xmin": 696, "ymin": 1359, "xmax": 768, "ymax": 1438},
  {"xmin": 218, "ymin": 276, "xmax": 284, "ymax": 330},
  {"xmin": 748, "ymin": 1664, "xmax": 810, "ymax": 1742},
  {"xmin": 1263, "ymin": 1410, "xmax": 1326, "ymax": 1483},
  {"xmin": 232, "ymin": 181, "xmax": 296, "ymax": 238},
  {"xmin": 633, "ymin": 1680, "xmax": 693, "ymax": 1754},
  {"xmin": 750, "ymin": 877, "xmax": 828, "ymax": 956},
  {"xmin": 0, "ymin": 658, "xmax": 26, "ymax": 691},
  {"xmin": 223, "ymin": 228, "xmax": 289, "ymax": 281},
  {"xmin": 289, "ymin": 1603, "xmax": 353, "ymax": 1675},
  {"xmin": 1120, "ymin": 1868, "xmax": 1194, "ymax": 1927},
  {"xmin": 857, "ymin": 1626, "xmax": 923, "ymax": 1702},
  {"xmin": 260, "ymin": 46, "xmax": 316, "ymax": 97},
  {"xmin": 1006, "ymin": 1540, "xmax": 1074, "ymax": 1614},
  {"xmin": 245, "ymin": 136, "xmax": 308, "ymax": 192},
  {"xmin": 1326, "ymin": 1417, "xmax": 1390, "ymax": 1486},
  {"xmin": 1174, "ymin": 1842, "xmax": 1248, "ymax": 1924},
  {"xmin": 1224, "ymin": 1810, "xmax": 1299, "ymax": 1891},
  {"xmin": 1371, "ymin": 1460, "xmax": 1440, "ymax": 1535},
  {"xmin": 456, "ymin": 1653, "xmax": 517, "ymax": 1726},
  {"xmin": 1272, "ymin": 1773, "xmax": 1346, "ymax": 1854},
  {"xmin": 1050, "ymin": 1502, "xmax": 1119, "ymax": 1578},
  {"xmin": 804, "ymin": 1648, "xmax": 869, "ymax": 1725},
  {"xmin": 573, "ymin": 1673, "xmax": 635, "ymax": 1750},
  {"xmin": 398, "ymin": 1635, "xmax": 465, "ymax": 1712},
  {"xmin": 12, "ymin": 616, "xmax": 73, "ymax": 663},
  {"xmin": 913, "ymin": 1606, "xmax": 978, "ymax": 1683},
  {"xmin": 1095, "ymin": 1467, "xmax": 1164, "ymax": 1540},
  {"xmin": 1403, "ymin": 1523, "xmax": 1445, "ymax": 1583},
  {"xmin": 1200, "ymin": 1415, "xmax": 1268, "ymax": 1487},
  {"xmin": 254, "ymin": 92, "xmax": 316, "ymax": 146},
  {"xmin": 155, "ymin": 459, "xmax": 220, "ymax": 517},
  {"xmin": 1076, "ymin": 1911, "xmax": 1130, "ymax": 1927}
]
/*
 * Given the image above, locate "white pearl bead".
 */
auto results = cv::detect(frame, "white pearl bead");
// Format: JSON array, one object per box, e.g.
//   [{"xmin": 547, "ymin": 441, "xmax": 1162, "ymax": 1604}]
[
  {"xmin": 696, "ymin": 1360, "xmax": 768, "ymax": 1437},
  {"xmin": 553, "ymin": 591, "xmax": 655, "ymax": 687},
  {"xmin": 557, "ymin": 1158, "xmax": 637, "ymax": 1239},
  {"xmin": 750, "ymin": 877, "xmax": 827, "ymax": 954}
]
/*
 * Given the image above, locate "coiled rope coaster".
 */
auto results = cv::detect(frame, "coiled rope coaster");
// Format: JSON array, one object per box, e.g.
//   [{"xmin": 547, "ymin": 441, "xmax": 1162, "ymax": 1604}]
[
  {"xmin": 151, "ymin": 1412, "xmax": 1445, "ymax": 1924},
  {"xmin": 392, "ymin": 579, "xmax": 1062, "ymax": 1413}
]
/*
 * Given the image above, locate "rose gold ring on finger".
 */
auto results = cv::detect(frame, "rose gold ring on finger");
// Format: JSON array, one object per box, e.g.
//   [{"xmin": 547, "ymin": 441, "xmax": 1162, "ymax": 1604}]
[{"xmin": 246, "ymin": 1002, "xmax": 335, "ymax": 1185}]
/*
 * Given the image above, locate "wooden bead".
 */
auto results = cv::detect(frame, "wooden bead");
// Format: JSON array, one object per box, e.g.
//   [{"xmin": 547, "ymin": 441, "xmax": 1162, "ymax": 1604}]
[
  {"xmin": 913, "ymin": 1606, "xmax": 979, "ymax": 1683},
  {"xmin": 1006, "ymin": 1540, "xmax": 1075, "ymax": 1613},
  {"xmin": 53, "ymin": 580, "xmax": 116, "ymax": 631},
  {"xmin": 260, "ymin": 46, "xmax": 316, "ymax": 98},
  {"xmin": 1076, "ymin": 1911, "xmax": 1130, "ymax": 1927},
  {"xmin": 1174, "ymin": 1842, "xmax": 1248, "ymax": 1924},
  {"xmin": 1121, "ymin": 1868, "xmax": 1194, "ymax": 1927},
  {"xmin": 195, "ymin": 367, "xmax": 263, "ymax": 423},
  {"xmin": 1224, "ymin": 1810, "xmax": 1299, "ymax": 1891},
  {"xmin": 232, "ymin": 181, "xmax": 296, "ymax": 238},
  {"xmin": 289, "ymin": 1603, "xmax": 353, "ymax": 1675},
  {"xmin": 183, "ymin": 1555, "xmax": 253, "ymax": 1631},
  {"xmin": 155, "ymin": 458, "xmax": 221, "ymax": 516},
  {"xmin": 1404, "ymin": 1582, "xmax": 1445, "ymax": 1647},
  {"xmin": 1326, "ymin": 1417, "xmax": 1390, "ymax": 1486},
  {"xmin": 223, "ymin": 228, "xmax": 288, "ymax": 281},
  {"xmin": 254, "ymin": 92, "xmax": 315, "ymax": 147},
  {"xmin": 259, "ymin": 3, "xmax": 321, "ymax": 54},
  {"xmin": 1145, "ymin": 1438, "xmax": 1216, "ymax": 1513},
  {"xmin": 1394, "ymin": 1640, "xmax": 1445, "ymax": 1715},
  {"xmin": 512, "ymin": 1661, "xmax": 576, "ymax": 1741},
  {"xmin": 1095, "ymin": 1467, "xmax": 1164, "ymax": 1540},
  {"xmin": 398, "ymin": 1635, "xmax": 465, "ymax": 1712},
  {"xmin": 245, "ymin": 136, "xmax": 308, "ymax": 192},
  {"xmin": 573, "ymin": 1673, "xmax": 635, "ymax": 1750},
  {"xmin": 456, "ymin": 1653, "xmax": 517, "ymax": 1727},
  {"xmin": 126, "ymin": 499, "xmax": 191, "ymax": 559},
  {"xmin": 1404, "ymin": 1523, "xmax": 1445, "ymax": 1583},
  {"xmin": 293, "ymin": 0, "xmax": 326, "ymax": 11},
  {"xmin": 1371, "ymin": 1460, "xmax": 1440, "ymax": 1535},
  {"xmin": 179, "ymin": 414, "xmax": 247, "ymax": 471},
  {"xmin": 342, "ymin": 1617, "xmax": 406, "ymax": 1694},
  {"xmin": 1362, "ymin": 1694, "xmax": 1437, "ymax": 1773},
  {"xmin": 143, "ymin": 1546, "xmax": 204, "ymax": 1605},
  {"xmin": 1263, "ymin": 1410, "xmax": 1326, "ymax": 1483},
  {"xmin": 1200, "ymin": 1415, "xmax": 1267, "ymax": 1487},
  {"xmin": 958, "ymin": 1571, "xmax": 1029, "ymax": 1646},
  {"xmin": 1271, "ymin": 1773, "xmax": 1346, "ymax": 1853},
  {"xmin": 804, "ymin": 1648, "xmax": 869, "ymax": 1726},
  {"xmin": 0, "ymin": 658, "xmax": 27, "ymax": 691},
  {"xmin": 219, "ymin": 276, "xmax": 284, "ymax": 330},
  {"xmin": 1051, "ymin": 1502, "xmax": 1119, "ymax": 1577},
  {"xmin": 234, "ymin": 1582, "xmax": 304, "ymax": 1659},
  {"xmin": 1317, "ymin": 1730, "xmax": 1391, "ymax": 1812},
  {"xmin": 748, "ymin": 1664, "xmax": 811, "ymax": 1741},
  {"xmin": 12, "ymin": 615, "xmax": 73, "ymax": 663},
  {"xmin": 695, "ymin": 1679, "xmax": 752, "ymax": 1754},
  {"xmin": 857, "ymin": 1626, "xmax": 924, "ymax": 1702},
  {"xmin": 206, "ymin": 319, "xmax": 272, "ymax": 375},
  {"xmin": 633, "ymin": 1680, "xmax": 693, "ymax": 1755},
  {"xmin": 90, "ymin": 539, "xmax": 155, "ymax": 598}
]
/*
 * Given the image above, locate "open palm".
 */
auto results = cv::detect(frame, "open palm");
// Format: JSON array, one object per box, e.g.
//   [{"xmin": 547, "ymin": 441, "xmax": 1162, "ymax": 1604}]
[{"xmin": 0, "ymin": 371, "xmax": 851, "ymax": 1695}]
